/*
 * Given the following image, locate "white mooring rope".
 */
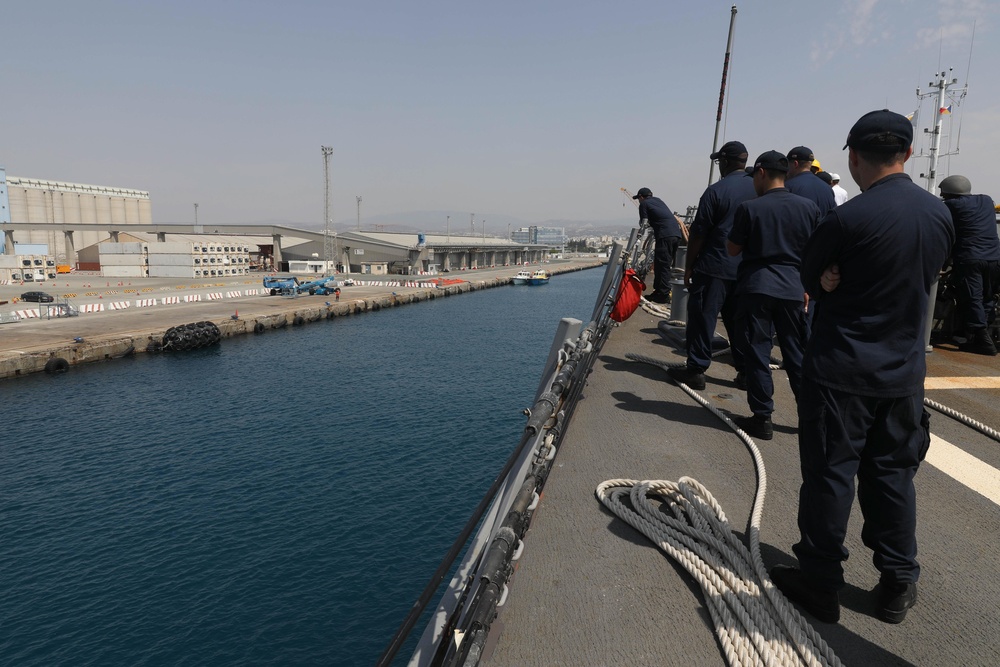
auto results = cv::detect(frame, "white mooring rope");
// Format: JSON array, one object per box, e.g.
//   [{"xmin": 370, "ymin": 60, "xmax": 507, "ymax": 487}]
[
  {"xmin": 597, "ymin": 353, "xmax": 844, "ymax": 667},
  {"xmin": 924, "ymin": 396, "xmax": 1000, "ymax": 442}
]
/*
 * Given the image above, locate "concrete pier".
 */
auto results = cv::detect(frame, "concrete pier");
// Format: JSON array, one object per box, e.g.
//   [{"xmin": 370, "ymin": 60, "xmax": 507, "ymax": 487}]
[{"xmin": 0, "ymin": 260, "xmax": 605, "ymax": 380}]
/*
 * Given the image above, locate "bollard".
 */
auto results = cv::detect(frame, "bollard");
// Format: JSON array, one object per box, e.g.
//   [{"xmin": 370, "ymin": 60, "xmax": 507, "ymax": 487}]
[{"xmin": 670, "ymin": 278, "xmax": 688, "ymax": 324}]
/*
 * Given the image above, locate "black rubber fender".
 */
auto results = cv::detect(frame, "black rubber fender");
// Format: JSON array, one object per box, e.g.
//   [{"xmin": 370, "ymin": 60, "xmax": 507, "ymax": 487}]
[
  {"xmin": 293, "ymin": 316, "xmax": 305, "ymax": 326},
  {"xmin": 44, "ymin": 357, "xmax": 69, "ymax": 374},
  {"xmin": 146, "ymin": 340, "xmax": 163, "ymax": 353},
  {"xmin": 372, "ymin": 302, "xmax": 381, "ymax": 311},
  {"xmin": 253, "ymin": 322, "xmax": 265, "ymax": 334}
]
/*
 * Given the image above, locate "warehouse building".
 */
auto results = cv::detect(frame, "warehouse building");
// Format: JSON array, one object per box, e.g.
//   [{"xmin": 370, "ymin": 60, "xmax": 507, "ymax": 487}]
[{"xmin": 0, "ymin": 166, "xmax": 150, "ymax": 262}]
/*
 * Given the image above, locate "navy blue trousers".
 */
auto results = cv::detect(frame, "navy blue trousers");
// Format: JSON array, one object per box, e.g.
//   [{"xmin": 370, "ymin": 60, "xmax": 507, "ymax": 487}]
[
  {"xmin": 954, "ymin": 259, "xmax": 1000, "ymax": 330},
  {"xmin": 653, "ymin": 236, "xmax": 679, "ymax": 295},
  {"xmin": 737, "ymin": 294, "xmax": 806, "ymax": 417},
  {"xmin": 684, "ymin": 271, "xmax": 743, "ymax": 373},
  {"xmin": 794, "ymin": 379, "xmax": 930, "ymax": 590}
]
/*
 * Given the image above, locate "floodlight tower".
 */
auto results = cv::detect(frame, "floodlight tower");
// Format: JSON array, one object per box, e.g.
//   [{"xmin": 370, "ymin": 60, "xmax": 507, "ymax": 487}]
[
  {"xmin": 322, "ymin": 146, "xmax": 334, "ymax": 275},
  {"xmin": 356, "ymin": 195, "xmax": 362, "ymax": 231}
]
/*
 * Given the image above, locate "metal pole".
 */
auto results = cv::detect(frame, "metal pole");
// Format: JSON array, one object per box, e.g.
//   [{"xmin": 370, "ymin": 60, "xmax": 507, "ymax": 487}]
[
  {"xmin": 709, "ymin": 4, "xmax": 738, "ymax": 186},
  {"xmin": 321, "ymin": 146, "xmax": 334, "ymax": 276},
  {"xmin": 356, "ymin": 195, "xmax": 362, "ymax": 231},
  {"xmin": 925, "ymin": 71, "xmax": 949, "ymax": 195}
]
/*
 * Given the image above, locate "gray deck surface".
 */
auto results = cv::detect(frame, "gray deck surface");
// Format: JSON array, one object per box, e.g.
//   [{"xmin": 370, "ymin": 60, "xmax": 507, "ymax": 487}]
[{"xmin": 484, "ymin": 303, "xmax": 1000, "ymax": 666}]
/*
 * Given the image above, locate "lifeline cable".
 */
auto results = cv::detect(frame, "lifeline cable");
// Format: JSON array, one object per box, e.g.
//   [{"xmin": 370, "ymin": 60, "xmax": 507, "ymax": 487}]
[
  {"xmin": 643, "ymin": 299, "xmax": 1000, "ymax": 443},
  {"xmin": 597, "ymin": 352, "xmax": 844, "ymax": 667}
]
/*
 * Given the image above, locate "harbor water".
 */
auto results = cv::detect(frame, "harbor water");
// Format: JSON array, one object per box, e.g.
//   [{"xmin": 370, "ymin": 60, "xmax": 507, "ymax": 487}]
[{"xmin": 0, "ymin": 267, "xmax": 604, "ymax": 666}]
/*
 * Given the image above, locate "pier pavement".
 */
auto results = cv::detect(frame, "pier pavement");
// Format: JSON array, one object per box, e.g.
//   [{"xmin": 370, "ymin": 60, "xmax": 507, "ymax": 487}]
[
  {"xmin": 0, "ymin": 259, "xmax": 604, "ymax": 379},
  {"xmin": 484, "ymin": 300, "xmax": 1000, "ymax": 666}
]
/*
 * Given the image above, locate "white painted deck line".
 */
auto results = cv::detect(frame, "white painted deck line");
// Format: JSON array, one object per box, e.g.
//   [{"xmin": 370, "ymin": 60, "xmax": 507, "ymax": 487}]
[
  {"xmin": 925, "ymin": 376, "xmax": 1000, "ymax": 390},
  {"xmin": 926, "ymin": 434, "xmax": 1000, "ymax": 506}
]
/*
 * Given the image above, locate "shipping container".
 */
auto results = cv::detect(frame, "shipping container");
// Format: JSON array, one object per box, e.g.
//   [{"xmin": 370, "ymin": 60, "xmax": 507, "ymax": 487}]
[
  {"xmin": 102, "ymin": 265, "xmax": 146, "ymax": 278},
  {"xmin": 148, "ymin": 254, "xmax": 195, "ymax": 267},
  {"xmin": 148, "ymin": 266, "xmax": 196, "ymax": 278},
  {"xmin": 99, "ymin": 254, "xmax": 144, "ymax": 266}
]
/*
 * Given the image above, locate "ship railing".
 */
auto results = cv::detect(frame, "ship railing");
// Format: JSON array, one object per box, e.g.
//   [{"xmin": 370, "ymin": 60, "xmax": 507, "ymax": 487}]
[{"xmin": 377, "ymin": 233, "xmax": 640, "ymax": 667}]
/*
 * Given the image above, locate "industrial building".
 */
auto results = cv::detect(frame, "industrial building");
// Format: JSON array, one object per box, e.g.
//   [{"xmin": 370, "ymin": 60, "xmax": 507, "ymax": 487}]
[
  {"xmin": 511, "ymin": 225, "xmax": 566, "ymax": 249},
  {"xmin": 0, "ymin": 167, "xmax": 150, "ymax": 262},
  {"xmin": 0, "ymin": 166, "xmax": 550, "ymax": 277}
]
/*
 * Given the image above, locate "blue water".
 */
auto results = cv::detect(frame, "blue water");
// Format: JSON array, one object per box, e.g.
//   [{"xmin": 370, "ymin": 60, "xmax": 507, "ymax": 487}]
[{"xmin": 0, "ymin": 268, "xmax": 604, "ymax": 666}]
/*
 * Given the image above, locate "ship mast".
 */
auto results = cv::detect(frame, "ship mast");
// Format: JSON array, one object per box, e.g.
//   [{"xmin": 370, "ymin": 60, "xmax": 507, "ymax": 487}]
[{"xmin": 914, "ymin": 69, "xmax": 967, "ymax": 193}]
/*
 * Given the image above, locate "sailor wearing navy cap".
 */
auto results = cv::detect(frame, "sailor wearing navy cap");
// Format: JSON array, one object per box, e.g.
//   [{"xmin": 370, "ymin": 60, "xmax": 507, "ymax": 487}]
[
  {"xmin": 667, "ymin": 140, "xmax": 756, "ymax": 390},
  {"xmin": 725, "ymin": 150, "xmax": 820, "ymax": 440},
  {"xmin": 770, "ymin": 109, "xmax": 954, "ymax": 625},
  {"xmin": 632, "ymin": 187, "xmax": 682, "ymax": 304},
  {"xmin": 785, "ymin": 146, "xmax": 836, "ymax": 217}
]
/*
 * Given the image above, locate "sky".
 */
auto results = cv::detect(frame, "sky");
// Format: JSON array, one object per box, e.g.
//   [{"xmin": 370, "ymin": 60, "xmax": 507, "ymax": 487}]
[{"xmin": 3, "ymin": 0, "xmax": 999, "ymax": 230}]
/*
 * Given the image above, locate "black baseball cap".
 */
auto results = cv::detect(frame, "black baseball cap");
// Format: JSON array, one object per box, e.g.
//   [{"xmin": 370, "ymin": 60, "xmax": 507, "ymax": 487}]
[
  {"xmin": 817, "ymin": 171, "xmax": 834, "ymax": 184},
  {"xmin": 753, "ymin": 150, "xmax": 789, "ymax": 173},
  {"xmin": 787, "ymin": 146, "xmax": 814, "ymax": 162},
  {"xmin": 710, "ymin": 140, "xmax": 748, "ymax": 160},
  {"xmin": 843, "ymin": 109, "xmax": 913, "ymax": 152},
  {"xmin": 632, "ymin": 187, "xmax": 653, "ymax": 199}
]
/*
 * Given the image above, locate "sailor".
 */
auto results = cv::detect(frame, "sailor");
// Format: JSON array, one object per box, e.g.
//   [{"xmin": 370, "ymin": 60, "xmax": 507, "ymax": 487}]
[
  {"xmin": 830, "ymin": 173, "xmax": 849, "ymax": 205},
  {"xmin": 633, "ymin": 187, "xmax": 682, "ymax": 304},
  {"xmin": 725, "ymin": 150, "xmax": 820, "ymax": 440},
  {"xmin": 668, "ymin": 140, "xmax": 756, "ymax": 390},
  {"xmin": 770, "ymin": 110, "xmax": 954, "ymax": 625},
  {"xmin": 785, "ymin": 146, "xmax": 836, "ymax": 217},
  {"xmin": 938, "ymin": 174, "xmax": 1000, "ymax": 355}
]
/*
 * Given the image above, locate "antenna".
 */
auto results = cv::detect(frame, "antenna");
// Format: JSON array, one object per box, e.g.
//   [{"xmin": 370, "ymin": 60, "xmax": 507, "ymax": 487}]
[{"xmin": 708, "ymin": 5, "xmax": 738, "ymax": 186}]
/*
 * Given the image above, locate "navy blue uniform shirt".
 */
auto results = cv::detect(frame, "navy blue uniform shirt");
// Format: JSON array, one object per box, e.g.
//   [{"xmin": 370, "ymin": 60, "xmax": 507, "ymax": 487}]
[
  {"xmin": 801, "ymin": 173, "xmax": 954, "ymax": 397},
  {"xmin": 729, "ymin": 188, "xmax": 820, "ymax": 300},
  {"xmin": 638, "ymin": 196, "xmax": 681, "ymax": 239},
  {"xmin": 786, "ymin": 171, "xmax": 836, "ymax": 218},
  {"xmin": 943, "ymin": 194, "xmax": 1000, "ymax": 263},
  {"xmin": 689, "ymin": 171, "xmax": 757, "ymax": 280}
]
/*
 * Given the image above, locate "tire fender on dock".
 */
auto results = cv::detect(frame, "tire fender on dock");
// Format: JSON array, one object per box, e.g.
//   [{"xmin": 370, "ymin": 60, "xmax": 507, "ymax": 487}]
[{"xmin": 44, "ymin": 357, "xmax": 70, "ymax": 374}]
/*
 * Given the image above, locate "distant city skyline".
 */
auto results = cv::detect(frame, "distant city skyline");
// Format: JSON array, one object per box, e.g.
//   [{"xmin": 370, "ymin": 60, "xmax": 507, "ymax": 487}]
[{"xmin": 4, "ymin": 1, "xmax": 997, "ymax": 227}]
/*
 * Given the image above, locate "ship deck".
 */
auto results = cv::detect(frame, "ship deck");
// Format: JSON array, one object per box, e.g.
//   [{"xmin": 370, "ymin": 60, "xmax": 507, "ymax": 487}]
[{"xmin": 483, "ymin": 302, "xmax": 1000, "ymax": 666}]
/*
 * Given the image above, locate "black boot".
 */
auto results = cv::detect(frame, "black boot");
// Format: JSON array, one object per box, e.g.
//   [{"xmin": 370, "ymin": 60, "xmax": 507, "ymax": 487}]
[{"xmin": 960, "ymin": 328, "xmax": 998, "ymax": 356}]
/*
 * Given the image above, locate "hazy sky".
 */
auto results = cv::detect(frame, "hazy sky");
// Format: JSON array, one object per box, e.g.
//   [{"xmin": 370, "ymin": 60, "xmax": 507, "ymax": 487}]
[{"xmin": 4, "ymin": 0, "xmax": 997, "ymax": 228}]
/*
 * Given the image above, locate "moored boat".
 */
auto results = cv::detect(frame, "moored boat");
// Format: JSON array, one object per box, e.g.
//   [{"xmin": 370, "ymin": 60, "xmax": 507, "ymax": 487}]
[
  {"xmin": 512, "ymin": 269, "xmax": 532, "ymax": 285},
  {"xmin": 527, "ymin": 269, "xmax": 549, "ymax": 285}
]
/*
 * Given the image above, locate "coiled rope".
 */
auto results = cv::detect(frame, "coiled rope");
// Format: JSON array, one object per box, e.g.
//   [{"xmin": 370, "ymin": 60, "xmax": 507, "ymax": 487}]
[{"xmin": 596, "ymin": 352, "xmax": 843, "ymax": 667}]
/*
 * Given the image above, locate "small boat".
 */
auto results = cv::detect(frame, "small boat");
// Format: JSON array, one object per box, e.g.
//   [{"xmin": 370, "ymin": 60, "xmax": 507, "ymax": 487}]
[
  {"xmin": 512, "ymin": 269, "xmax": 532, "ymax": 285},
  {"xmin": 527, "ymin": 269, "xmax": 550, "ymax": 286}
]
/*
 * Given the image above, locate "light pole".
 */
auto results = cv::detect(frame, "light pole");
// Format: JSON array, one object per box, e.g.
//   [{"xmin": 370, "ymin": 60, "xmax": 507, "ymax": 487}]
[
  {"xmin": 470, "ymin": 213, "xmax": 475, "ymax": 235},
  {"xmin": 446, "ymin": 215, "xmax": 450, "ymax": 242},
  {"xmin": 356, "ymin": 195, "xmax": 362, "ymax": 231},
  {"xmin": 194, "ymin": 203, "xmax": 199, "ymax": 225},
  {"xmin": 321, "ymin": 146, "xmax": 334, "ymax": 276}
]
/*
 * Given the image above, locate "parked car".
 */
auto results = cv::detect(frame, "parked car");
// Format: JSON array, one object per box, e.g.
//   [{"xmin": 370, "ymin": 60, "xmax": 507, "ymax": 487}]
[{"xmin": 20, "ymin": 291, "xmax": 54, "ymax": 303}]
